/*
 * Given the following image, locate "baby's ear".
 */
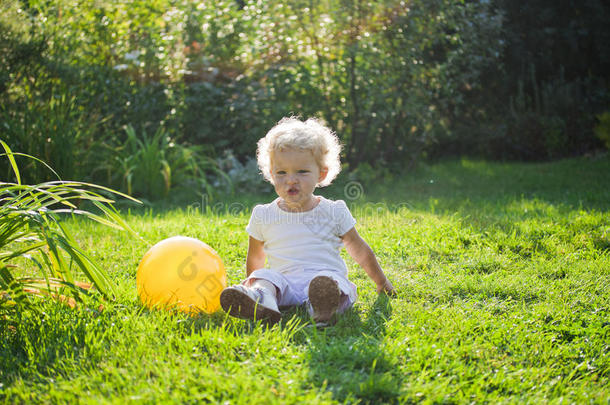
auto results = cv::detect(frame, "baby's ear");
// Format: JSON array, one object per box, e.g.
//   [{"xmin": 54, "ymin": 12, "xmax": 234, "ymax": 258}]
[{"xmin": 319, "ymin": 167, "xmax": 329, "ymax": 182}]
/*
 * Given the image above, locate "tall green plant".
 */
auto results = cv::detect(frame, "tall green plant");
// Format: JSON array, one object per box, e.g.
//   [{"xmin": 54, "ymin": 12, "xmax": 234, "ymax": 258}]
[
  {"xmin": 99, "ymin": 125, "xmax": 227, "ymax": 201},
  {"xmin": 1, "ymin": 92, "xmax": 105, "ymax": 183},
  {"xmin": 0, "ymin": 141, "xmax": 142, "ymax": 316}
]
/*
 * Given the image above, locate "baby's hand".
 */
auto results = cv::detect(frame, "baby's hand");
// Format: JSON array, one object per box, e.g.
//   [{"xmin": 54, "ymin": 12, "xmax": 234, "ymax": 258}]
[{"xmin": 376, "ymin": 278, "xmax": 396, "ymax": 296}]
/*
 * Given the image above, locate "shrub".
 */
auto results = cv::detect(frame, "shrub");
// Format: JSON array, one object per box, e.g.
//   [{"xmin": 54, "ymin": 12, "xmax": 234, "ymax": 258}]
[
  {"xmin": 224, "ymin": 0, "xmax": 504, "ymax": 169},
  {"xmin": 96, "ymin": 125, "xmax": 225, "ymax": 202},
  {"xmin": 214, "ymin": 149, "xmax": 272, "ymax": 195}
]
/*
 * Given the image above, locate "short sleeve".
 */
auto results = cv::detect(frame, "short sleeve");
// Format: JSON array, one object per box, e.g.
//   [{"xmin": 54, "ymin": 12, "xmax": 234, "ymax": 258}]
[
  {"xmin": 332, "ymin": 200, "xmax": 357, "ymax": 236},
  {"xmin": 246, "ymin": 205, "xmax": 265, "ymax": 241}
]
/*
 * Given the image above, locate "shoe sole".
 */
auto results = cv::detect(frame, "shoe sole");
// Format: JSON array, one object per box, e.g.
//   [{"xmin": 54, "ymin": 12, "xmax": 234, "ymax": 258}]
[
  {"xmin": 308, "ymin": 275, "xmax": 341, "ymax": 323},
  {"xmin": 220, "ymin": 288, "xmax": 281, "ymax": 324}
]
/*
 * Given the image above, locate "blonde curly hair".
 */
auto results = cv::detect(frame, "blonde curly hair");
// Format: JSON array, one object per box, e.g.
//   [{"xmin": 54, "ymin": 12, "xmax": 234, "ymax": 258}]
[{"xmin": 257, "ymin": 117, "xmax": 342, "ymax": 187}]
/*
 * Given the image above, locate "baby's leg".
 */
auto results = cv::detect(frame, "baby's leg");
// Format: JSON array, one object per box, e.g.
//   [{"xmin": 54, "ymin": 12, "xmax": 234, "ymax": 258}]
[
  {"xmin": 249, "ymin": 279, "xmax": 278, "ymax": 299},
  {"xmin": 244, "ymin": 269, "xmax": 306, "ymax": 308}
]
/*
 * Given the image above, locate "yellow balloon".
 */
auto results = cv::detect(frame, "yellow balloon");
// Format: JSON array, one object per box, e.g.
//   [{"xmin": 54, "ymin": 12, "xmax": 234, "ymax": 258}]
[{"xmin": 136, "ymin": 236, "xmax": 226, "ymax": 314}]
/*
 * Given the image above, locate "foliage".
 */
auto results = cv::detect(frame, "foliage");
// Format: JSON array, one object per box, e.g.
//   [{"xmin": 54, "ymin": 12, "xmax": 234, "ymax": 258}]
[
  {"xmin": 463, "ymin": 0, "xmax": 610, "ymax": 160},
  {"xmin": 496, "ymin": 0, "xmax": 610, "ymax": 84},
  {"xmin": 0, "ymin": 1, "xmax": 46, "ymax": 95},
  {"xmin": 0, "ymin": 0, "xmax": 505, "ymax": 176},
  {"xmin": 96, "ymin": 125, "xmax": 225, "ymax": 201},
  {"xmin": 215, "ymin": 150, "xmax": 272, "ymax": 195},
  {"xmin": 488, "ymin": 67, "xmax": 592, "ymax": 160},
  {"xmin": 0, "ymin": 141, "xmax": 141, "ymax": 317},
  {"xmin": 1, "ymin": 0, "xmax": 608, "ymax": 182},
  {"xmin": 1, "ymin": 91, "xmax": 104, "ymax": 184},
  {"xmin": 222, "ymin": 0, "xmax": 504, "ymax": 168}
]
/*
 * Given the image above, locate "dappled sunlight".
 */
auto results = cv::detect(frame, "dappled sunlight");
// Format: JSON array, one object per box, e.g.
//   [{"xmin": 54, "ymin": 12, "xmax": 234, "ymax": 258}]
[{"xmin": 505, "ymin": 198, "xmax": 561, "ymax": 217}]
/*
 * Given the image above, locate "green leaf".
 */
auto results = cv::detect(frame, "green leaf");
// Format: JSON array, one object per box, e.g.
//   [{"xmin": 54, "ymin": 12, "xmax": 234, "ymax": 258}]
[{"xmin": 0, "ymin": 140, "xmax": 21, "ymax": 185}]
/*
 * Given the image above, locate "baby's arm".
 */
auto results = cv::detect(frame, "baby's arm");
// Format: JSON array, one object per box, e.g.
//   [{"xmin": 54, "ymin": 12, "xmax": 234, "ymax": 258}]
[
  {"xmin": 246, "ymin": 236, "xmax": 266, "ymax": 276},
  {"xmin": 342, "ymin": 227, "xmax": 395, "ymax": 295}
]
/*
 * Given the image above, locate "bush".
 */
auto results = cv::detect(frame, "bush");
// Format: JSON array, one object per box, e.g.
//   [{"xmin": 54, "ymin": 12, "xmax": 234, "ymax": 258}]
[
  {"xmin": 95, "ymin": 125, "xmax": 224, "ymax": 202},
  {"xmin": 214, "ymin": 149, "xmax": 272, "ymax": 195}
]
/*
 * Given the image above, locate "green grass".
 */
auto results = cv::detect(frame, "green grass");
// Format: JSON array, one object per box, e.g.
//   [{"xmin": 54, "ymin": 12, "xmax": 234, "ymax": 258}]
[{"xmin": 1, "ymin": 156, "xmax": 609, "ymax": 404}]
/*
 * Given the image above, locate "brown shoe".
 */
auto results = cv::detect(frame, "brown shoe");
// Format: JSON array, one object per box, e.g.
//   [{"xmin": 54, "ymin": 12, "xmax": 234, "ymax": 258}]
[
  {"xmin": 308, "ymin": 275, "xmax": 341, "ymax": 323},
  {"xmin": 220, "ymin": 285, "xmax": 281, "ymax": 324}
]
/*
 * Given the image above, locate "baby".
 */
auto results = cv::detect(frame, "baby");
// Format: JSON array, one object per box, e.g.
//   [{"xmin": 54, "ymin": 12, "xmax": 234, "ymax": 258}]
[{"xmin": 220, "ymin": 117, "xmax": 394, "ymax": 325}]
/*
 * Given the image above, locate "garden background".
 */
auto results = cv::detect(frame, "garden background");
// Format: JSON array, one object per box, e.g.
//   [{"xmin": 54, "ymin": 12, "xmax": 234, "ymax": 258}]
[
  {"xmin": 1, "ymin": 0, "xmax": 609, "ymax": 403},
  {"xmin": 2, "ymin": 0, "xmax": 609, "ymax": 197}
]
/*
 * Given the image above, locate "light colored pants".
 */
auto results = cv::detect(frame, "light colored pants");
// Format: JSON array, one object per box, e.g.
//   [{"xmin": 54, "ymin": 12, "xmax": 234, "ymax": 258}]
[{"xmin": 243, "ymin": 268, "xmax": 357, "ymax": 313}]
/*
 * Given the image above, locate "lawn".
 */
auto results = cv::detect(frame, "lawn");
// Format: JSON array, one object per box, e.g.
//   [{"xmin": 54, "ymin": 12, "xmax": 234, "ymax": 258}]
[{"xmin": 1, "ymin": 156, "xmax": 609, "ymax": 404}]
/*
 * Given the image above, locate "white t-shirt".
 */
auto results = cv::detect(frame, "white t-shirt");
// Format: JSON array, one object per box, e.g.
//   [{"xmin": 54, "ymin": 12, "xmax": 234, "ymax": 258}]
[{"xmin": 246, "ymin": 196, "xmax": 357, "ymax": 275}]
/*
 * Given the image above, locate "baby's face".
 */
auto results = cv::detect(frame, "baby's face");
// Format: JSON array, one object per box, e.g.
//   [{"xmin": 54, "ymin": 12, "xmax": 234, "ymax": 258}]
[{"xmin": 270, "ymin": 148, "xmax": 328, "ymax": 212}]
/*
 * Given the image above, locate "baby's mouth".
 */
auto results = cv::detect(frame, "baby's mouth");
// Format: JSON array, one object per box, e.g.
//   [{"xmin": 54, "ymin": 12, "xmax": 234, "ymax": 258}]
[{"xmin": 287, "ymin": 187, "xmax": 299, "ymax": 196}]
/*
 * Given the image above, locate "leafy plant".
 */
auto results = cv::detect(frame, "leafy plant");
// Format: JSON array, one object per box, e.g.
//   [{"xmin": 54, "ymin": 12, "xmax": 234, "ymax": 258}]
[
  {"xmin": 214, "ymin": 149, "xmax": 272, "ymax": 195},
  {"xmin": 99, "ymin": 125, "xmax": 227, "ymax": 201},
  {"xmin": 0, "ymin": 141, "xmax": 142, "ymax": 317},
  {"xmin": 1, "ymin": 92, "xmax": 106, "ymax": 183}
]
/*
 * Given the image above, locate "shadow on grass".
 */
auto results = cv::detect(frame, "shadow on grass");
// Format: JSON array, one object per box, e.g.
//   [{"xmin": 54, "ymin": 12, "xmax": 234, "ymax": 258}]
[
  {"xmin": 366, "ymin": 156, "xmax": 610, "ymax": 212},
  {"xmin": 301, "ymin": 294, "xmax": 402, "ymax": 404}
]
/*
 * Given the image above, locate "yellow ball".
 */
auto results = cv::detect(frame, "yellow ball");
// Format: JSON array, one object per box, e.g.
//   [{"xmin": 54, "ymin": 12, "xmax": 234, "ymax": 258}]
[{"xmin": 136, "ymin": 236, "xmax": 226, "ymax": 314}]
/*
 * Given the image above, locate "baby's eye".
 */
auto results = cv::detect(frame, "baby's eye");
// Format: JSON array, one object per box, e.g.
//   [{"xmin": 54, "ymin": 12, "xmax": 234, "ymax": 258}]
[
  {"xmin": 298, "ymin": 170, "xmax": 309, "ymax": 174},
  {"xmin": 276, "ymin": 170, "xmax": 286, "ymax": 175}
]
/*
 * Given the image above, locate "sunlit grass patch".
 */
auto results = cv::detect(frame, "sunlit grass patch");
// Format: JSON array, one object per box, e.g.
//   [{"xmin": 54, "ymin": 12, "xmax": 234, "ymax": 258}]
[{"xmin": 1, "ymin": 156, "xmax": 609, "ymax": 403}]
